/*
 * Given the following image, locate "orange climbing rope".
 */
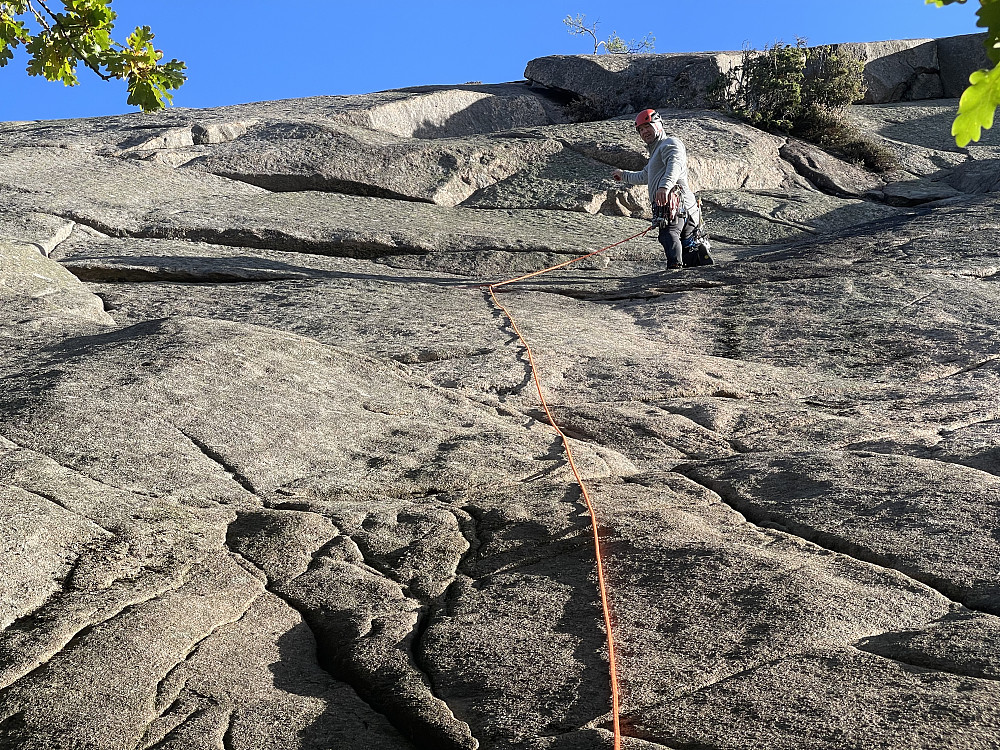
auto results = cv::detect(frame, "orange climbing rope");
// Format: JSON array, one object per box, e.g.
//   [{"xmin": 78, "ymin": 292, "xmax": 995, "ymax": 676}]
[
  {"xmin": 487, "ymin": 228, "xmax": 652, "ymax": 290},
  {"xmin": 484, "ymin": 226, "xmax": 651, "ymax": 750}
]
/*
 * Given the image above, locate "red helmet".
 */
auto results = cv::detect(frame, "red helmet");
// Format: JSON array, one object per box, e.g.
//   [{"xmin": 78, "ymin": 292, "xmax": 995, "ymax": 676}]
[{"xmin": 635, "ymin": 109, "xmax": 661, "ymax": 129}]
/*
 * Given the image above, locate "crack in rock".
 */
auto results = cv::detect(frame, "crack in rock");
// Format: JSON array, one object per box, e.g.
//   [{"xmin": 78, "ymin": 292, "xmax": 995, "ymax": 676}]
[
  {"xmin": 228, "ymin": 542, "xmax": 477, "ymax": 750},
  {"xmin": 519, "ymin": 270, "xmax": 851, "ymax": 305},
  {"xmin": 0, "ymin": 567, "xmax": 193, "ymax": 692},
  {"xmin": 10, "ymin": 484, "xmax": 116, "ymax": 537},
  {"xmin": 923, "ymin": 355, "xmax": 1000, "ymax": 384},
  {"xmin": 850, "ymin": 644, "xmax": 1000, "ymax": 686},
  {"xmin": 221, "ymin": 708, "xmax": 236, "ymax": 750},
  {"xmin": 138, "ymin": 590, "xmax": 262, "ymax": 748},
  {"xmin": 176, "ymin": 427, "xmax": 261, "ymax": 497},
  {"xmin": 53, "ymin": 210, "xmax": 432, "ymax": 261},
  {"xmin": 673, "ymin": 466, "xmax": 987, "ymax": 616},
  {"xmin": 63, "ymin": 264, "xmax": 309, "ymax": 284},
  {"xmin": 0, "ymin": 436, "xmax": 163, "ymax": 501}
]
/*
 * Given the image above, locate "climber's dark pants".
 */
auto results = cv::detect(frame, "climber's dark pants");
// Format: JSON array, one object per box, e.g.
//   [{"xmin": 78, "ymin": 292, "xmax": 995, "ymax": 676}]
[{"xmin": 657, "ymin": 213, "xmax": 697, "ymax": 266}]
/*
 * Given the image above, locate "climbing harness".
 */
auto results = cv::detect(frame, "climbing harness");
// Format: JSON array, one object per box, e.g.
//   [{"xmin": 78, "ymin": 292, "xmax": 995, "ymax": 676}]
[
  {"xmin": 482, "ymin": 225, "xmax": 651, "ymax": 750},
  {"xmin": 651, "ymin": 185, "xmax": 682, "ymax": 226}
]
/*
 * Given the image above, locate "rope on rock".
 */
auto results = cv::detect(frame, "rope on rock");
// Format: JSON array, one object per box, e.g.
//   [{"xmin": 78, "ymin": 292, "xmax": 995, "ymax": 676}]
[{"xmin": 483, "ymin": 226, "xmax": 651, "ymax": 750}]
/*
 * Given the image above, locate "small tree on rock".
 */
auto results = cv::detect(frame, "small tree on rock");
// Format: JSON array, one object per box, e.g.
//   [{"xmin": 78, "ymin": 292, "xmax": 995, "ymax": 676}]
[
  {"xmin": 713, "ymin": 39, "xmax": 897, "ymax": 172},
  {"xmin": 563, "ymin": 14, "xmax": 654, "ymax": 55}
]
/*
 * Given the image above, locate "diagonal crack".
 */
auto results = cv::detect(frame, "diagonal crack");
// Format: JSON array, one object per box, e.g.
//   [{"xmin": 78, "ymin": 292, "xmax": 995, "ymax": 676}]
[
  {"xmin": 232, "ymin": 503, "xmax": 479, "ymax": 749},
  {"xmin": 227, "ymin": 550, "xmax": 388, "ymax": 697},
  {"xmin": 699, "ymin": 204, "xmax": 819, "ymax": 239},
  {"xmin": 141, "ymin": 701, "xmax": 230, "ymax": 750},
  {"xmin": 10, "ymin": 484, "xmax": 116, "ymax": 537},
  {"xmin": 176, "ymin": 427, "xmax": 261, "ymax": 497},
  {"xmin": 0, "ymin": 436, "xmax": 163, "ymax": 500},
  {"xmin": 922, "ymin": 355, "xmax": 1000, "ymax": 384},
  {"xmin": 851, "ymin": 644, "xmax": 1000, "ymax": 685},
  {"xmin": 673, "ymin": 465, "xmax": 995, "ymax": 617},
  {"xmin": 0, "ymin": 567, "xmax": 193, "ymax": 692},
  {"xmin": 450, "ymin": 499, "xmax": 593, "ymax": 582},
  {"xmin": 137, "ymin": 587, "xmax": 263, "ymax": 749},
  {"xmin": 656, "ymin": 654, "xmax": 790, "ymax": 703},
  {"xmin": 226, "ymin": 548, "xmax": 435, "ymax": 748},
  {"xmin": 136, "ymin": 689, "xmax": 193, "ymax": 750}
]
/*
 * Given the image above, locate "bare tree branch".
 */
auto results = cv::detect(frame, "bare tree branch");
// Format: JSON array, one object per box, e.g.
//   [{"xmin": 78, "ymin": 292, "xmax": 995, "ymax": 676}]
[{"xmin": 563, "ymin": 13, "xmax": 654, "ymax": 55}]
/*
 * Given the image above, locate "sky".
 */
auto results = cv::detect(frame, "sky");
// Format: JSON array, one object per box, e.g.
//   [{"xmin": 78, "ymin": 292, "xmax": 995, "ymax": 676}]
[{"xmin": 0, "ymin": 0, "xmax": 984, "ymax": 122}]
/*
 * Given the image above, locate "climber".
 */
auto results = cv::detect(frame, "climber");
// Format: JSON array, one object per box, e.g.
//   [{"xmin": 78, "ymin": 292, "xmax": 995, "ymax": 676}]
[{"xmin": 612, "ymin": 109, "xmax": 712, "ymax": 269}]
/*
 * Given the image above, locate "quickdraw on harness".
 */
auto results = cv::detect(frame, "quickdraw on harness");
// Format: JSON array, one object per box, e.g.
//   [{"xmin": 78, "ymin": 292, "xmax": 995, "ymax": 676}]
[{"xmin": 650, "ymin": 185, "xmax": 683, "ymax": 227}]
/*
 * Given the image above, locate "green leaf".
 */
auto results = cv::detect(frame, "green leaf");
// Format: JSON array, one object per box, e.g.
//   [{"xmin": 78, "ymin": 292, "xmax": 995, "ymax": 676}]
[
  {"xmin": 25, "ymin": 30, "xmax": 80, "ymax": 85},
  {"xmin": 952, "ymin": 62, "xmax": 1000, "ymax": 145},
  {"xmin": 0, "ymin": 1, "xmax": 185, "ymax": 111},
  {"xmin": 0, "ymin": 13, "xmax": 28, "ymax": 66},
  {"xmin": 976, "ymin": 0, "xmax": 1000, "ymax": 63}
]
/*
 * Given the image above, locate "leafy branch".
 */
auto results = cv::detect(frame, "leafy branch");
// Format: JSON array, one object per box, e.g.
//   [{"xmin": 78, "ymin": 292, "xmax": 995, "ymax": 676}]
[
  {"xmin": 928, "ymin": 0, "xmax": 1000, "ymax": 145},
  {"xmin": 0, "ymin": 0, "xmax": 185, "ymax": 112},
  {"xmin": 563, "ymin": 14, "xmax": 654, "ymax": 55}
]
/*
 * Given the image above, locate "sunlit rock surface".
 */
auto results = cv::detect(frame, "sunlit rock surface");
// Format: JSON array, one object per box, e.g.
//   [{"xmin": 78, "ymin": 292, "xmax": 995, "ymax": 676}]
[{"xmin": 1, "ymin": 33, "xmax": 1000, "ymax": 750}]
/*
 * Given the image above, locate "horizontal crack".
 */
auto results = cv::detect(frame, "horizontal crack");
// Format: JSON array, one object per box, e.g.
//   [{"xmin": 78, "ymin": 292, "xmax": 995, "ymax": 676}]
[
  {"xmin": 620, "ymin": 728, "xmax": 706, "ymax": 750},
  {"xmin": 392, "ymin": 346, "xmax": 498, "ymax": 366},
  {"xmin": 940, "ymin": 416, "xmax": 1000, "ymax": 437},
  {"xmin": 205, "ymin": 171, "xmax": 437, "ymax": 204},
  {"xmin": 53, "ymin": 211, "xmax": 431, "ymax": 262},
  {"xmin": 507, "ymin": 270, "xmax": 854, "ymax": 303},
  {"xmin": 63, "ymin": 264, "xmax": 309, "ymax": 285}
]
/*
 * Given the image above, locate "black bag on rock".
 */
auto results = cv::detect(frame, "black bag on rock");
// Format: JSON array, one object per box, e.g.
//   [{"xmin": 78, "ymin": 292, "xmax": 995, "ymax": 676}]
[
  {"xmin": 682, "ymin": 196, "xmax": 714, "ymax": 267},
  {"xmin": 683, "ymin": 236, "xmax": 714, "ymax": 267}
]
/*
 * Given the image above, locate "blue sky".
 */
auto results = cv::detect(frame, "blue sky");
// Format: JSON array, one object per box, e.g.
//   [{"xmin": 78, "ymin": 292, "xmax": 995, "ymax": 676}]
[{"xmin": 1, "ymin": 0, "xmax": 984, "ymax": 121}]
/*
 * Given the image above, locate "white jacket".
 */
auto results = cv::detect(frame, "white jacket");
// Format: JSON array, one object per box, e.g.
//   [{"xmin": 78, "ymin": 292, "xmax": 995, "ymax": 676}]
[{"xmin": 620, "ymin": 132, "xmax": 698, "ymax": 216}]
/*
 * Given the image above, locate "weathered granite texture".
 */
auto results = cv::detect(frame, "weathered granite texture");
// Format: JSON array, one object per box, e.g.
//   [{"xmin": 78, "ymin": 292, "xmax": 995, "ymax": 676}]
[
  {"xmin": 2, "ymin": 39, "xmax": 1000, "ymax": 750},
  {"xmin": 525, "ymin": 33, "xmax": 994, "ymax": 114},
  {"xmin": 524, "ymin": 51, "xmax": 744, "ymax": 112}
]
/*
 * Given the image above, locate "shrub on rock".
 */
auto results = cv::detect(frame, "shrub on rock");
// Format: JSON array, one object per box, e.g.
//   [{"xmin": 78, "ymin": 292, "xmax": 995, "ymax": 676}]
[{"xmin": 713, "ymin": 40, "xmax": 898, "ymax": 173}]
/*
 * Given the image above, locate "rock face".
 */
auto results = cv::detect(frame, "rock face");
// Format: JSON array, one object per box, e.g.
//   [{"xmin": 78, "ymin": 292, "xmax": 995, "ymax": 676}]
[
  {"xmin": 525, "ymin": 33, "xmax": 993, "ymax": 114},
  {"xmin": 524, "ymin": 51, "xmax": 743, "ymax": 112},
  {"xmin": 2, "ymin": 35, "xmax": 1000, "ymax": 750}
]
